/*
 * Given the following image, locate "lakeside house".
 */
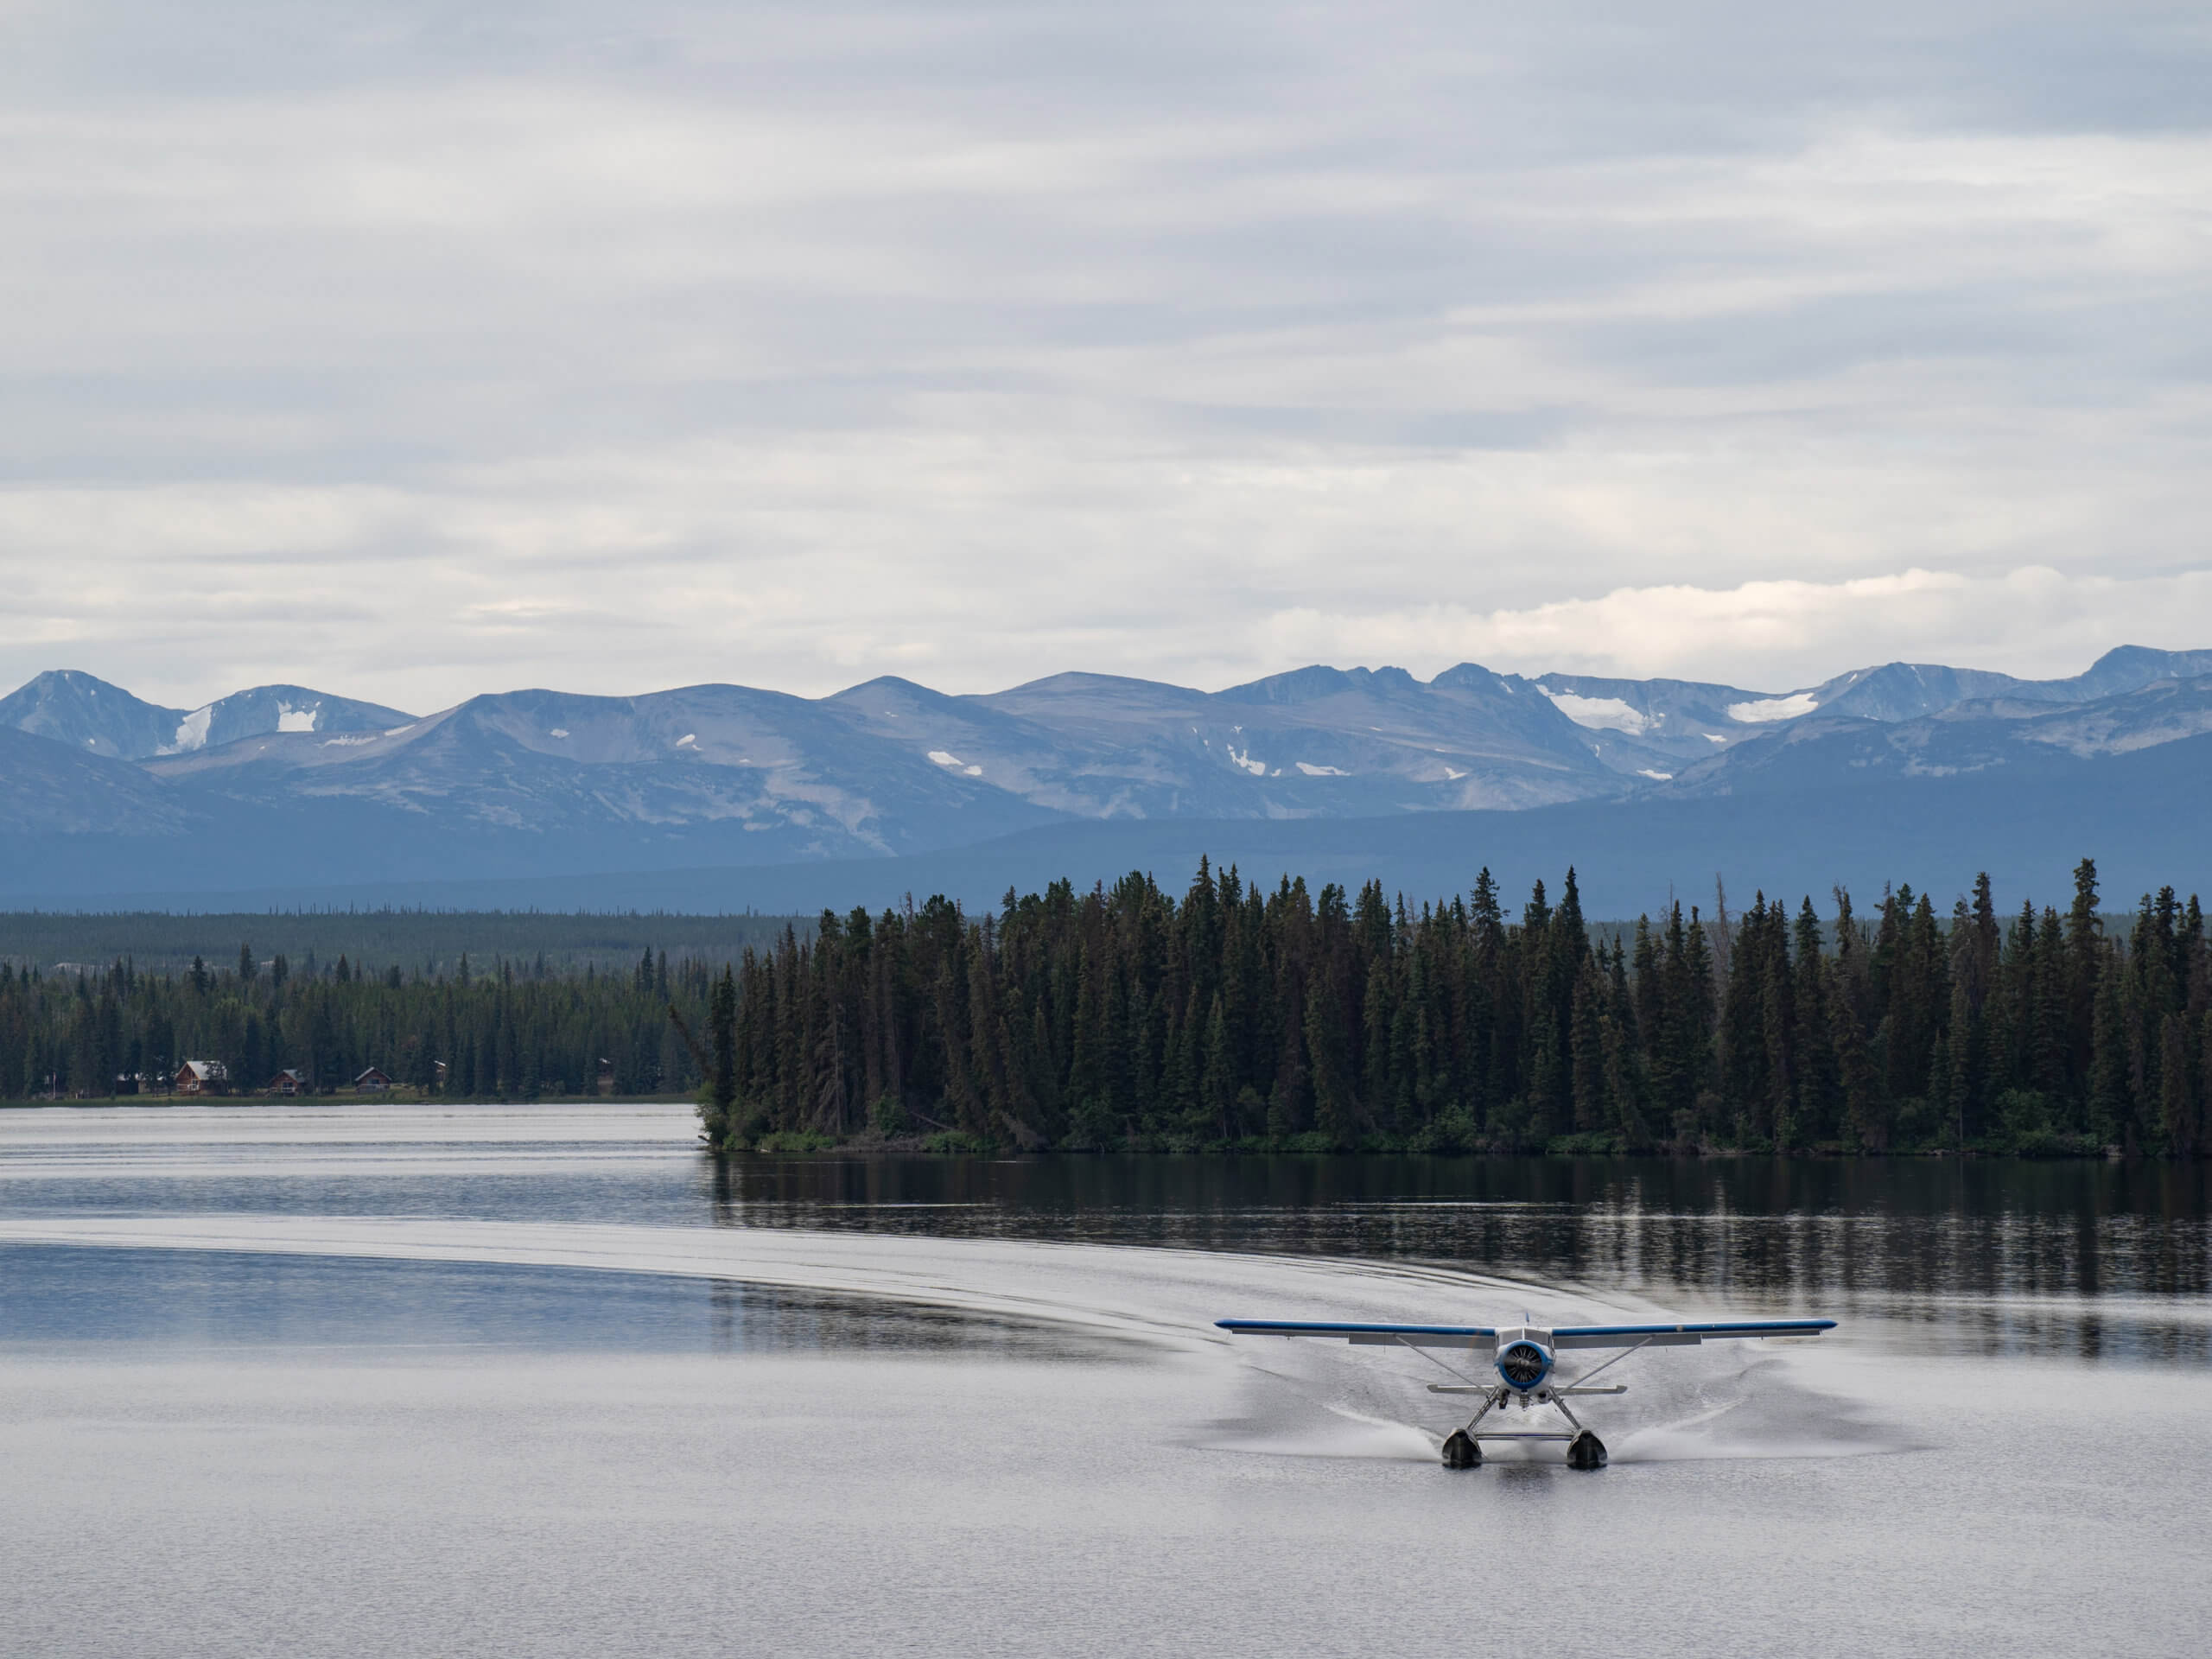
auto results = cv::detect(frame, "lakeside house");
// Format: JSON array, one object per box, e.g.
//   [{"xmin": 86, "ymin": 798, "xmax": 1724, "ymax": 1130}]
[
  {"xmin": 175, "ymin": 1059, "xmax": 229, "ymax": 1096},
  {"xmin": 268, "ymin": 1069, "xmax": 306, "ymax": 1096},
  {"xmin": 353, "ymin": 1066, "xmax": 393, "ymax": 1092}
]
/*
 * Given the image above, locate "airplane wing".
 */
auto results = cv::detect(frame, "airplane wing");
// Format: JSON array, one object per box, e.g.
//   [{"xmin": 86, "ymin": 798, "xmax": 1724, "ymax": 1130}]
[
  {"xmin": 1215, "ymin": 1319, "xmax": 1497, "ymax": 1350},
  {"xmin": 1215, "ymin": 1318, "xmax": 1834, "ymax": 1351},
  {"xmin": 1548, "ymin": 1319, "xmax": 1835, "ymax": 1349}
]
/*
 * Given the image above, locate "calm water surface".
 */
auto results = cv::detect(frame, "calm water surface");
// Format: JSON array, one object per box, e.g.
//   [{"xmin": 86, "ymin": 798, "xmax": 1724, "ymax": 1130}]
[
  {"xmin": 6, "ymin": 1103, "xmax": 2205, "ymax": 1357},
  {"xmin": 1, "ymin": 1103, "xmax": 2206, "ymax": 1656}
]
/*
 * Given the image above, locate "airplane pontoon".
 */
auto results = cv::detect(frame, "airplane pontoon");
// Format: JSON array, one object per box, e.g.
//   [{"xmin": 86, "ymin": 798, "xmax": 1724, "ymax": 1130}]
[{"xmin": 1217, "ymin": 1313, "xmax": 1837, "ymax": 1469}]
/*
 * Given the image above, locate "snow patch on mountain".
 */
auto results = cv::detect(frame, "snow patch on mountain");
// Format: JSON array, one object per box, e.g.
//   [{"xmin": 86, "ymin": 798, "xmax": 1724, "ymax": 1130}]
[
  {"xmin": 276, "ymin": 704, "xmax": 318, "ymax": 733},
  {"xmin": 172, "ymin": 706, "xmax": 214, "ymax": 751},
  {"xmin": 1728, "ymin": 693, "xmax": 1819, "ymax": 723},
  {"xmin": 1544, "ymin": 691, "xmax": 1649, "ymax": 734}
]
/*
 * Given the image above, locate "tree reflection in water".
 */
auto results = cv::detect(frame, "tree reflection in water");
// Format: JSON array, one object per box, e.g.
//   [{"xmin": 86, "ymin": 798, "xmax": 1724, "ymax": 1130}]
[{"xmin": 711, "ymin": 1154, "xmax": 2212, "ymax": 1363}]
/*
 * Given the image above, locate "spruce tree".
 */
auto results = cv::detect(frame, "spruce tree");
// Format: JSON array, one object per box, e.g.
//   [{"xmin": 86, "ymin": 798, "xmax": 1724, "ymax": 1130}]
[
  {"xmin": 2158, "ymin": 1014, "xmax": 2196, "ymax": 1157},
  {"xmin": 1199, "ymin": 993, "xmax": 1233, "ymax": 1139},
  {"xmin": 1306, "ymin": 975, "xmax": 1358, "ymax": 1148},
  {"xmin": 1791, "ymin": 899, "xmax": 1840, "ymax": 1146}
]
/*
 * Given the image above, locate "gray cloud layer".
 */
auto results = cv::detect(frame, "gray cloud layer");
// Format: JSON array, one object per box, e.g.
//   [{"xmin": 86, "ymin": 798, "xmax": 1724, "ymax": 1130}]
[{"xmin": 3, "ymin": 2, "xmax": 2209, "ymax": 709}]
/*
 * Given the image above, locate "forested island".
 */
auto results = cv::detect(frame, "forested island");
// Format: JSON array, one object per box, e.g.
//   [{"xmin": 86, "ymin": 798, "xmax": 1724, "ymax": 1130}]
[{"xmin": 3, "ymin": 858, "xmax": 2206, "ymax": 1160}]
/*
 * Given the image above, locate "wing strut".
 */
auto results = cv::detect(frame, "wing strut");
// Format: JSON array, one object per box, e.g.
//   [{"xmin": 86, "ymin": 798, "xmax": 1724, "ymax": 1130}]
[
  {"xmin": 1394, "ymin": 1332, "xmax": 1484, "ymax": 1389},
  {"xmin": 1561, "ymin": 1335, "xmax": 1654, "ymax": 1391}
]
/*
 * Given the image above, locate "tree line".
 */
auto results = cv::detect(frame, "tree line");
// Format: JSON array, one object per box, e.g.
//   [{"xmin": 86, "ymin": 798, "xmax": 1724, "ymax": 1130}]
[
  {"xmin": 5, "ymin": 858, "xmax": 2208, "ymax": 1160},
  {"xmin": 0, "ymin": 947, "xmax": 711, "ymax": 1103},
  {"xmin": 698, "ymin": 857, "xmax": 2210, "ymax": 1158},
  {"xmin": 0, "ymin": 908, "xmax": 803, "ymax": 980}
]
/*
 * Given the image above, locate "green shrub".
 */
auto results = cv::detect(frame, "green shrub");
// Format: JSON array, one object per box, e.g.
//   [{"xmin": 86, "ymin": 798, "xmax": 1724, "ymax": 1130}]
[
  {"xmin": 868, "ymin": 1094, "xmax": 909, "ymax": 1136},
  {"xmin": 1546, "ymin": 1130, "xmax": 1625, "ymax": 1156},
  {"xmin": 1408, "ymin": 1107, "xmax": 1478, "ymax": 1154},
  {"xmin": 920, "ymin": 1128, "xmax": 995, "ymax": 1155},
  {"xmin": 754, "ymin": 1128, "xmax": 839, "ymax": 1154}
]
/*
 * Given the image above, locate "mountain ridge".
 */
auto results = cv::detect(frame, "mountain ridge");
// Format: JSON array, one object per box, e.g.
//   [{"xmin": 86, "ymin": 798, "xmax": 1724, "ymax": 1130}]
[
  {"xmin": 3, "ymin": 646, "xmax": 2211, "ymax": 903},
  {"xmin": 0, "ymin": 670, "xmax": 413, "ymax": 760}
]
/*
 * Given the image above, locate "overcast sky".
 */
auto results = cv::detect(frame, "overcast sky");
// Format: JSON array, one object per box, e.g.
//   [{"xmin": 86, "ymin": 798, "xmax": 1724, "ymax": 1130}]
[{"xmin": 3, "ymin": 1, "xmax": 2209, "ymax": 711}]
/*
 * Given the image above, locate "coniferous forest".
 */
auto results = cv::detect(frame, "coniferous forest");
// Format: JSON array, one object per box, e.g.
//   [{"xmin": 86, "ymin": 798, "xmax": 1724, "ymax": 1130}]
[
  {"xmin": 7, "ymin": 857, "xmax": 2211, "ymax": 1160},
  {"xmin": 0, "ymin": 945, "xmax": 708, "ymax": 1107}
]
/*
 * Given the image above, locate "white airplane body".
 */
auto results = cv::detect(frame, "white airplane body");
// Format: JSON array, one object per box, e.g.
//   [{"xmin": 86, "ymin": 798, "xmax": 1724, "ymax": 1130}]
[{"xmin": 1216, "ymin": 1314, "xmax": 1837, "ymax": 1468}]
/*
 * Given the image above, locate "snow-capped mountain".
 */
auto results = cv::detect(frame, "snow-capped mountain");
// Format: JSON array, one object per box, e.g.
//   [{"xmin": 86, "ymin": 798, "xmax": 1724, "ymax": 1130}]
[
  {"xmin": 1666, "ymin": 673, "xmax": 2212, "ymax": 797},
  {"xmin": 0, "ymin": 671, "xmax": 413, "ymax": 760},
  {"xmin": 1, "ymin": 647, "xmax": 2209, "ymax": 903}
]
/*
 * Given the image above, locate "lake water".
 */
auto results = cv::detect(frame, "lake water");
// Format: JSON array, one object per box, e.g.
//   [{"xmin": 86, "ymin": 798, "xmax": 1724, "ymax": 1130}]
[{"xmin": 2, "ymin": 1103, "xmax": 2207, "ymax": 1656}]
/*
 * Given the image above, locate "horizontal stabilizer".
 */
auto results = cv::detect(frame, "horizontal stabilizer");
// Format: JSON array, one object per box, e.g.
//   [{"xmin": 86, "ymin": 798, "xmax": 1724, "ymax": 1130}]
[
  {"xmin": 1216, "ymin": 1319, "xmax": 1496, "ymax": 1350},
  {"xmin": 1425, "ymin": 1382, "xmax": 1625, "ymax": 1395}
]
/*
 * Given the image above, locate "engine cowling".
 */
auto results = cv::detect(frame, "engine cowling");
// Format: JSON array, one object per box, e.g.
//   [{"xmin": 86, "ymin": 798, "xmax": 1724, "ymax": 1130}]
[{"xmin": 1495, "ymin": 1338, "xmax": 1554, "ymax": 1392}]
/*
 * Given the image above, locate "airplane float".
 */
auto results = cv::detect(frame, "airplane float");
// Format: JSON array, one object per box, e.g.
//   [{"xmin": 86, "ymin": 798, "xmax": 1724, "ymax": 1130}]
[{"xmin": 1217, "ymin": 1313, "xmax": 1837, "ymax": 1469}]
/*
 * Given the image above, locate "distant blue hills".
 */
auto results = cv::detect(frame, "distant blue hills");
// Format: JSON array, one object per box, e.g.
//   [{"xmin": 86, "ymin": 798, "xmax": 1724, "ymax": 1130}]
[{"xmin": 3, "ymin": 646, "xmax": 2210, "ymax": 915}]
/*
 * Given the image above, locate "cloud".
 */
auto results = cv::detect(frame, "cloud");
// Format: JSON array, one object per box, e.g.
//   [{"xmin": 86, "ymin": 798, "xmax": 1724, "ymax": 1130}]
[
  {"xmin": 1260, "ymin": 568, "xmax": 2212, "ymax": 691},
  {"xmin": 0, "ymin": 3, "xmax": 2209, "ymax": 707}
]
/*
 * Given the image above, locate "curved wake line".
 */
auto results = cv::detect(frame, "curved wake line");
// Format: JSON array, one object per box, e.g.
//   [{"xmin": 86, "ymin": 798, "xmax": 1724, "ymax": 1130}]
[{"xmin": 0, "ymin": 1215, "xmax": 1640, "ymax": 1353}]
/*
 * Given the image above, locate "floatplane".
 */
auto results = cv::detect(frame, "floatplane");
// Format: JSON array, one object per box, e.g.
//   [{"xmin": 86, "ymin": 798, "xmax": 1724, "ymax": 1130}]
[{"xmin": 1217, "ymin": 1312, "xmax": 1836, "ymax": 1469}]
